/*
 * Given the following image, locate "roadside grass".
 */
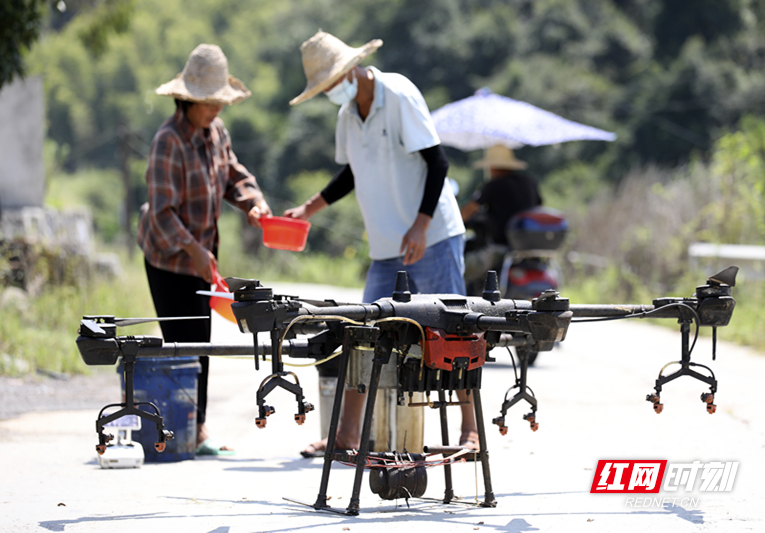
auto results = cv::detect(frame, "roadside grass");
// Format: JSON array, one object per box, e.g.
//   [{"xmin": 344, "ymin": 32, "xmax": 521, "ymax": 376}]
[
  {"xmin": 562, "ymin": 265, "xmax": 765, "ymax": 352},
  {"xmin": 0, "ymin": 250, "xmax": 156, "ymax": 376}
]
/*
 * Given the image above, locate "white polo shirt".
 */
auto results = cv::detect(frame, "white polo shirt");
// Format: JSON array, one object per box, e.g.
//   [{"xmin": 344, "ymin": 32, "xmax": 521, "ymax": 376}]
[{"xmin": 335, "ymin": 67, "xmax": 465, "ymax": 260}]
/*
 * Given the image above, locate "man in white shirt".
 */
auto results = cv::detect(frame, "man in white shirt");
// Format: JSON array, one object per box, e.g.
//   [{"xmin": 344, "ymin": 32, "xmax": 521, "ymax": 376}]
[{"xmin": 286, "ymin": 31, "xmax": 476, "ymax": 456}]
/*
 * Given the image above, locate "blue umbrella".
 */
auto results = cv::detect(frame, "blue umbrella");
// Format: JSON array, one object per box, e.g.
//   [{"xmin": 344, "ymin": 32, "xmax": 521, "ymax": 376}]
[{"xmin": 431, "ymin": 88, "xmax": 617, "ymax": 151}]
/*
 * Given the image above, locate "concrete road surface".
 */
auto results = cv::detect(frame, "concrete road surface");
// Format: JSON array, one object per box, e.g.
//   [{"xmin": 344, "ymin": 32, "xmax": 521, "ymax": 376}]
[{"xmin": 1, "ymin": 282, "xmax": 763, "ymax": 532}]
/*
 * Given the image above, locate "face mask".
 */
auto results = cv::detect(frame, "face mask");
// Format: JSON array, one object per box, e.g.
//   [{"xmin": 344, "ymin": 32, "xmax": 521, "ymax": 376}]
[{"xmin": 326, "ymin": 71, "xmax": 358, "ymax": 105}]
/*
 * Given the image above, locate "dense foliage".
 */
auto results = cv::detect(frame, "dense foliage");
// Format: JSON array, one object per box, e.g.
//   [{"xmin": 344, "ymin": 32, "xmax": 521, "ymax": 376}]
[
  {"xmin": 28, "ymin": 0, "xmax": 765, "ymax": 191},
  {"xmin": 17, "ymin": 1, "xmax": 765, "ymax": 279},
  {"xmin": 0, "ymin": 0, "xmax": 44, "ymax": 88}
]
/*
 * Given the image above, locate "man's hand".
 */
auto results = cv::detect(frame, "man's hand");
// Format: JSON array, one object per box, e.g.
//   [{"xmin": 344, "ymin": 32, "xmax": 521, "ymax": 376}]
[
  {"xmin": 284, "ymin": 192, "xmax": 328, "ymax": 221},
  {"xmin": 185, "ymin": 240, "xmax": 217, "ymax": 284},
  {"xmin": 400, "ymin": 213, "xmax": 431, "ymax": 265},
  {"xmin": 283, "ymin": 204, "xmax": 310, "ymax": 220},
  {"xmin": 247, "ymin": 200, "xmax": 272, "ymax": 228}
]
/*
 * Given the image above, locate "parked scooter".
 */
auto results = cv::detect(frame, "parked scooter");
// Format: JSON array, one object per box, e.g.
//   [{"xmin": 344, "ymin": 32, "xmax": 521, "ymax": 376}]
[
  {"xmin": 500, "ymin": 207, "xmax": 567, "ymax": 298},
  {"xmin": 464, "ymin": 206, "xmax": 568, "ymax": 365}
]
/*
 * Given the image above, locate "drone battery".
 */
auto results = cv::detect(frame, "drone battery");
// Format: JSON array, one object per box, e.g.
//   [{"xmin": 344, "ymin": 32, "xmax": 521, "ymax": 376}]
[{"xmin": 422, "ymin": 328, "xmax": 486, "ymax": 372}]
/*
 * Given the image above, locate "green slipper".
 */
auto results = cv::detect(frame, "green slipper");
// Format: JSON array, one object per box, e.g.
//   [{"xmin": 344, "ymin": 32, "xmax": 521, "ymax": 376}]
[{"xmin": 195, "ymin": 438, "xmax": 235, "ymax": 456}]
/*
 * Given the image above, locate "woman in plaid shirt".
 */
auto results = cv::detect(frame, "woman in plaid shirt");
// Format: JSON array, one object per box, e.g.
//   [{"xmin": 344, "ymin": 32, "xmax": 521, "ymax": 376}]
[{"xmin": 137, "ymin": 44, "xmax": 271, "ymax": 456}]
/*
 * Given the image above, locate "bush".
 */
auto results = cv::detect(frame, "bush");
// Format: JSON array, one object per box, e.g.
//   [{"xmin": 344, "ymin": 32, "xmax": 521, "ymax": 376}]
[
  {"xmin": 552, "ymin": 116, "xmax": 765, "ymax": 349},
  {"xmin": 0, "ymin": 249, "xmax": 155, "ymax": 376}
]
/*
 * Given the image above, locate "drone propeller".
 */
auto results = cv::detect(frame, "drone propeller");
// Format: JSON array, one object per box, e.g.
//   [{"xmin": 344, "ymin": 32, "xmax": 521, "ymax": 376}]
[
  {"xmin": 197, "ymin": 290, "xmax": 234, "ymax": 300},
  {"xmin": 114, "ymin": 316, "xmax": 209, "ymax": 327},
  {"xmin": 196, "ymin": 289, "xmax": 352, "ymax": 315},
  {"xmin": 708, "ymin": 266, "xmax": 738, "ymax": 287},
  {"xmin": 225, "ymin": 277, "xmax": 258, "ymax": 292},
  {"xmin": 212, "ymin": 278, "xmax": 354, "ymax": 307},
  {"xmin": 80, "ymin": 316, "xmax": 209, "ymax": 331},
  {"xmin": 80, "ymin": 319, "xmax": 107, "ymax": 335}
]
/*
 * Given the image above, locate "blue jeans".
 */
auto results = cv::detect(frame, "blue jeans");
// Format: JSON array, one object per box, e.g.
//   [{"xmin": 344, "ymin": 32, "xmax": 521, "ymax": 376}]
[{"xmin": 363, "ymin": 235, "xmax": 466, "ymax": 303}]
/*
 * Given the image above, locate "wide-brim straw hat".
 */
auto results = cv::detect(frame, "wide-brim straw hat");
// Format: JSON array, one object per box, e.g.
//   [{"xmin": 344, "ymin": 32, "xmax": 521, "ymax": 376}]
[
  {"xmin": 156, "ymin": 44, "xmax": 251, "ymax": 105},
  {"xmin": 473, "ymin": 145, "xmax": 529, "ymax": 170},
  {"xmin": 290, "ymin": 31, "xmax": 382, "ymax": 105}
]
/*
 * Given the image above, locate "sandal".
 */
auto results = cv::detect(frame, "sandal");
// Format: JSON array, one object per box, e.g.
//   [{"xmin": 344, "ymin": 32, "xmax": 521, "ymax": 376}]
[
  {"xmin": 300, "ymin": 440, "xmax": 326, "ymax": 459},
  {"xmin": 195, "ymin": 438, "xmax": 235, "ymax": 456}
]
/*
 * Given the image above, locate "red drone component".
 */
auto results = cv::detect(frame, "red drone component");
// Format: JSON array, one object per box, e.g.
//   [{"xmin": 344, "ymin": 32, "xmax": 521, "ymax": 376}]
[{"xmin": 422, "ymin": 328, "xmax": 486, "ymax": 372}]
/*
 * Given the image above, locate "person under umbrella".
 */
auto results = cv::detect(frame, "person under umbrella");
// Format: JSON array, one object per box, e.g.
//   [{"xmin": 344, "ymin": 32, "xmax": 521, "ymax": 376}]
[
  {"xmin": 461, "ymin": 145, "xmax": 543, "ymax": 246},
  {"xmin": 460, "ymin": 145, "xmax": 542, "ymax": 289}
]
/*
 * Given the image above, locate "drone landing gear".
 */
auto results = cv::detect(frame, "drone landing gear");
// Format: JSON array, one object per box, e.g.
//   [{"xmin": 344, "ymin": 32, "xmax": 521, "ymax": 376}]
[
  {"xmin": 95, "ymin": 345, "xmax": 172, "ymax": 455},
  {"xmin": 493, "ymin": 345, "xmax": 539, "ymax": 435},
  {"xmin": 255, "ymin": 371, "xmax": 313, "ymax": 428},
  {"xmin": 309, "ymin": 325, "xmax": 497, "ymax": 516},
  {"xmin": 646, "ymin": 318, "xmax": 718, "ymax": 415},
  {"xmin": 254, "ymin": 330, "xmax": 314, "ymax": 429}
]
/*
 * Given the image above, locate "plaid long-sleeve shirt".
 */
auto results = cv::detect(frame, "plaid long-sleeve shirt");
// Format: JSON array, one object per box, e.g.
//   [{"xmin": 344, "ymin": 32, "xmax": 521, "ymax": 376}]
[{"xmin": 137, "ymin": 108, "xmax": 264, "ymax": 276}]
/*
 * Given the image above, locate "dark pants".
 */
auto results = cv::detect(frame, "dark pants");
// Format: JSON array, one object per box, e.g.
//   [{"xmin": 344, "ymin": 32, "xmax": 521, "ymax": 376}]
[{"xmin": 144, "ymin": 260, "xmax": 211, "ymax": 425}]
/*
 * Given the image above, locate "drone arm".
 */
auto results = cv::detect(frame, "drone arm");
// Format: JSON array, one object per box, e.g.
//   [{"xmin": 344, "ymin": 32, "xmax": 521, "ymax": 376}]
[
  {"xmin": 569, "ymin": 304, "xmax": 655, "ymax": 318},
  {"xmin": 292, "ymin": 303, "xmax": 386, "ymax": 323},
  {"xmin": 76, "ymin": 336, "xmax": 333, "ymax": 366}
]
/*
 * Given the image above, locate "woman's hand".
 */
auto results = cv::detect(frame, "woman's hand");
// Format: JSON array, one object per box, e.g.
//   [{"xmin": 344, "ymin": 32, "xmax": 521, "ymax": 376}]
[
  {"xmin": 247, "ymin": 200, "xmax": 272, "ymax": 228},
  {"xmin": 185, "ymin": 240, "xmax": 217, "ymax": 283}
]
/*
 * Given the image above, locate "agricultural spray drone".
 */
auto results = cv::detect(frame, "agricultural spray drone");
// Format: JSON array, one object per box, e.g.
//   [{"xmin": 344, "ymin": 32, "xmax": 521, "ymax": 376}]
[{"xmin": 76, "ymin": 266, "xmax": 737, "ymax": 515}]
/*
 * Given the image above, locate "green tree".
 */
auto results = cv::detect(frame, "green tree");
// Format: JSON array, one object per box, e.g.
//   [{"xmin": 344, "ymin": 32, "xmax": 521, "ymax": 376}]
[{"xmin": 0, "ymin": 0, "xmax": 44, "ymax": 89}]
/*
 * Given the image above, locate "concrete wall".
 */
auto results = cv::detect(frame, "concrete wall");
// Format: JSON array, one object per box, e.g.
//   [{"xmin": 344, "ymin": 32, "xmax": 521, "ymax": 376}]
[{"xmin": 0, "ymin": 76, "xmax": 45, "ymax": 210}]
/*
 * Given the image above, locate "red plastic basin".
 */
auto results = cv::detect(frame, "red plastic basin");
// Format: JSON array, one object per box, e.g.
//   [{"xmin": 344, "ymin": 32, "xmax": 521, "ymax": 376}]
[{"xmin": 261, "ymin": 216, "xmax": 311, "ymax": 252}]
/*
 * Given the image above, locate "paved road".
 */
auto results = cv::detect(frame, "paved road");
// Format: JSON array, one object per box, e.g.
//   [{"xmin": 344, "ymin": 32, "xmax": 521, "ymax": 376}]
[{"xmin": 1, "ymin": 282, "xmax": 763, "ymax": 532}]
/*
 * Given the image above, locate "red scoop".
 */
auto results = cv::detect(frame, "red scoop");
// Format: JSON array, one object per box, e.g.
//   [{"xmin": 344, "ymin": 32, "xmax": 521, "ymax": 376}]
[{"xmin": 210, "ymin": 268, "xmax": 236, "ymax": 323}]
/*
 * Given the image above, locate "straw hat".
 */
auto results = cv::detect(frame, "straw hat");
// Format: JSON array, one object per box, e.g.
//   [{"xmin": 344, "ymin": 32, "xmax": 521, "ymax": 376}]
[
  {"xmin": 290, "ymin": 31, "xmax": 382, "ymax": 105},
  {"xmin": 473, "ymin": 145, "xmax": 528, "ymax": 170},
  {"xmin": 155, "ymin": 44, "xmax": 251, "ymax": 105}
]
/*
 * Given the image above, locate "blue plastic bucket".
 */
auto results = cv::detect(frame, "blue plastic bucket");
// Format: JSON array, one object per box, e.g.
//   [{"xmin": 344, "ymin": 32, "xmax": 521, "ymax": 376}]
[{"xmin": 118, "ymin": 356, "xmax": 201, "ymax": 462}]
